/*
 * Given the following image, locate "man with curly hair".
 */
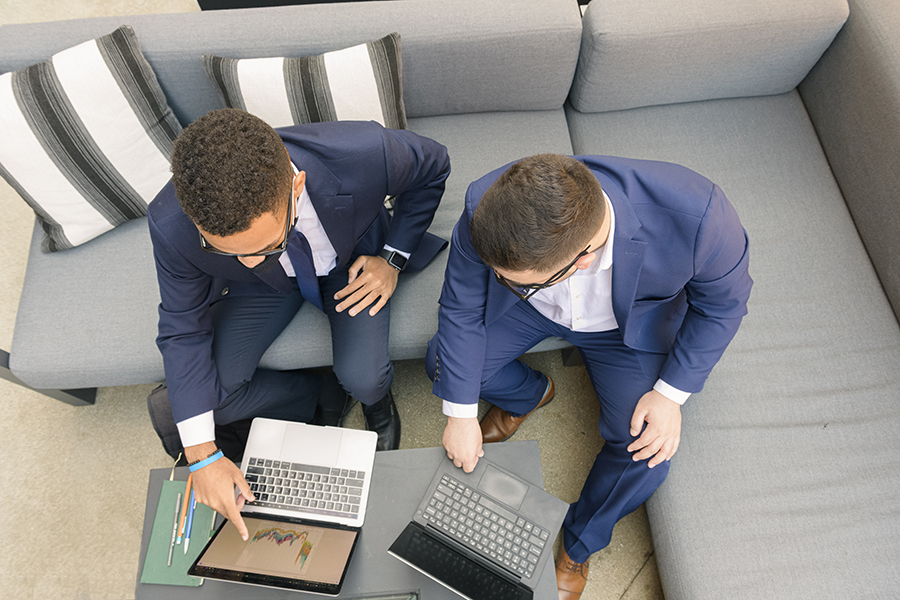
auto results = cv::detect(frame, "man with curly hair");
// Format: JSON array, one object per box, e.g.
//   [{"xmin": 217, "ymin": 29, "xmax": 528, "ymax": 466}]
[{"xmin": 149, "ymin": 108, "xmax": 449, "ymax": 541}]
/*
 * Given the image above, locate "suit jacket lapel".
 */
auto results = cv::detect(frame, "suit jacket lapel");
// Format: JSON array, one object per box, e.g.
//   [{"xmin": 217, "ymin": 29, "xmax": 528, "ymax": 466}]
[
  {"xmin": 603, "ymin": 179, "xmax": 646, "ymax": 330},
  {"xmin": 252, "ymin": 262, "xmax": 293, "ymax": 294},
  {"xmin": 290, "ymin": 149, "xmax": 357, "ymax": 270}
]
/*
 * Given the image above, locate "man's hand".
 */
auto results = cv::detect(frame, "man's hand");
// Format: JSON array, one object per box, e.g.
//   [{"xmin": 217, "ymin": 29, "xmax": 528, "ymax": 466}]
[
  {"xmin": 184, "ymin": 442, "xmax": 255, "ymax": 541},
  {"xmin": 443, "ymin": 417, "xmax": 485, "ymax": 473},
  {"xmin": 627, "ymin": 390, "xmax": 682, "ymax": 468},
  {"xmin": 334, "ymin": 255, "xmax": 399, "ymax": 317}
]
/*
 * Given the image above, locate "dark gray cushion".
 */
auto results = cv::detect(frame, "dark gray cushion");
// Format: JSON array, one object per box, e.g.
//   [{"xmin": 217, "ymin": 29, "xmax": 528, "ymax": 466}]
[
  {"xmin": 9, "ymin": 217, "xmax": 163, "ymax": 388},
  {"xmin": 800, "ymin": 0, "xmax": 900, "ymax": 322},
  {"xmin": 570, "ymin": 0, "xmax": 849, "ymax": 113},
  {"xmin": 259, "ymin": 109, "xmax": 576, "ymax": 371},
  {"xmin": 9, "ymin": 110, "xmax": 574, "ymax": 388},
  {"xmin": 567, "ymin": 94, "xmax": 900, "ymax": 598},
  {"xmin": 0, "ymin": 0, "xmax": 582, "ymax": 125}
]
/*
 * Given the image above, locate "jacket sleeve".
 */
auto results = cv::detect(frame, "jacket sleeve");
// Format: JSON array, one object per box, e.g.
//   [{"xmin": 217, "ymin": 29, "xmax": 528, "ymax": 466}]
[
  {"xmin": 379, "ymin": 127, "xmax": 450, "ymax": 255},
  {"xmin": 659, "ymin": 183, "xmax": 753, "ymax": 393},
  {"xmin": 148, "ymin": 209, "xmax": 226, "ymax": 424},
  {"xmin": 430, "ymin": 200, "xmax": 492, "ymax": 406}
]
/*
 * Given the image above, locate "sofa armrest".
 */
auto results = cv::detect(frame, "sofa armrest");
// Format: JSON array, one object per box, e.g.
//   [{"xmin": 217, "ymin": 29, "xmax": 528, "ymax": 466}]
[
  {"xmin": 570, "ymin": 0, "xmax": 849, "ymax": 113},
  {"xmin": 799, "ymin": 0, "xmax": 900, "ymax": 322}
]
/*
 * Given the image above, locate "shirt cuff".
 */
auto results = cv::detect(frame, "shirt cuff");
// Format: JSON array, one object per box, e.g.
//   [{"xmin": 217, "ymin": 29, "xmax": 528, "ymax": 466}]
[
  {"xmin": 653, "ymin": 380, "xmax": 691, "ymax": 405},
  {"xmin": 383, "ymin": 244, "xmax": 411, "ymax": 259},
  {"xmin": 176, "ymin": 410, "xmax": 216, "ymax": 448},
  {"xmin": 442, "ymin": 400, "xmax": 479, "ymax": 419}
]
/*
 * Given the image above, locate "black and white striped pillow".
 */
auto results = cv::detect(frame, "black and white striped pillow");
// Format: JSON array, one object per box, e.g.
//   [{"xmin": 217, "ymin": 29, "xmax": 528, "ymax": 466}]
[
  {"xmin": 203, "ymin": 32, "xmax": 406, "ymax": 130},
  {"xmin": 0, "ymin": 26, "xmax": 181, "ymax": 252}
]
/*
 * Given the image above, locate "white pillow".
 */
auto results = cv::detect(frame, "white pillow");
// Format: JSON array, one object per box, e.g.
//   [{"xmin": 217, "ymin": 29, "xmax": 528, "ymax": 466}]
[
  {"xmin": 0, "ymin": 25, "xmax": 181, "ymax": 251},
  {"xmin": 203, "ymin": 32, "xmax": 406, "ymax": 130}
]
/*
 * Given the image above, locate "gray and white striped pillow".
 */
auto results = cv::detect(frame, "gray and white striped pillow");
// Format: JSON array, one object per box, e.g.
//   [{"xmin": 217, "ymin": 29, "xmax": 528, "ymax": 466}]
[
  {"xmin": 0, "ymin": 26, "xmax": 181, "ymax": 252},
  {"xmin": 203, "ymin": 32, "xmax": 406, "ymax": 130}
]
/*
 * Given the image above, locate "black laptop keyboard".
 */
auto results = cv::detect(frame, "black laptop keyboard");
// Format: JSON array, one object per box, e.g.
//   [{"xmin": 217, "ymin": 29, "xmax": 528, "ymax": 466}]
[
  {"xmin": 420, "ymin": 474, "xmax": 550, "ymax": 579},
  {"xmin": 243, "ymin": 457, "xmax": 366, "ymax": 520}
]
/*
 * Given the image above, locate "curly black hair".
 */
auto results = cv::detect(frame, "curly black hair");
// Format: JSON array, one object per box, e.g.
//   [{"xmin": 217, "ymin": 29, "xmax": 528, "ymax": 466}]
[{"xmin": 171, "ymin": 108, "xmax": 292, "ymax": 236}]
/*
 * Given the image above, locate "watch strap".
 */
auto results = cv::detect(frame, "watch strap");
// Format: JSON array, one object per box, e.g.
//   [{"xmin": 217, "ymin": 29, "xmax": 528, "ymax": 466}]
[{"xmin": 379, "ymin": 248, "xmax": 408, "ymax": 271}]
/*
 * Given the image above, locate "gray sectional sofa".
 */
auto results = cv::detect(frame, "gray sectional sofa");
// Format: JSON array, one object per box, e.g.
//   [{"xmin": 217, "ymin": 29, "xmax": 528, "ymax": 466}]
[{"xmin": 2, "ymin": 0, "xmax": 899, "ymax": 597}]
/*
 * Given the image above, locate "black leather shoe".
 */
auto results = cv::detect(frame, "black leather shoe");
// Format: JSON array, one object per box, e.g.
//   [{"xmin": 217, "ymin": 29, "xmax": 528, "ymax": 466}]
[
  {"xmin": 362, "ymin": 390, "xmax": 401, "ymax": 451},
  {"xmin": 313, "ymin": 372, "xmax": 354, "ymax": 427}
]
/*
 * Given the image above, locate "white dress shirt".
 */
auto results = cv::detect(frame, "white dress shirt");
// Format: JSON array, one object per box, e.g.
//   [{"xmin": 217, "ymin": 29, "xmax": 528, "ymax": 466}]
[{"xmin": 442, "ymin": 193, "xmax": 690, "ymax": 419}]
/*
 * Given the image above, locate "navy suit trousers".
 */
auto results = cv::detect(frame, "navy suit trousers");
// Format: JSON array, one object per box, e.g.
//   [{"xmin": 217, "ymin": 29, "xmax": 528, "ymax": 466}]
[
  {"xmin": 210, "ymin": 264, "xmax": 393, "ymax": 426},
  {"xmin": 426, "ymin": 300, "xmax": 670, "ymax": 562}
]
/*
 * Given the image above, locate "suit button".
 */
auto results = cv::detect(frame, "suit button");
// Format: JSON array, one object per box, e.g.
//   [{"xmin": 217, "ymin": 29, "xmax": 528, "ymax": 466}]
[{"xmin": 221, "ymin": 287, "xmax": 229, "ymax": 296}]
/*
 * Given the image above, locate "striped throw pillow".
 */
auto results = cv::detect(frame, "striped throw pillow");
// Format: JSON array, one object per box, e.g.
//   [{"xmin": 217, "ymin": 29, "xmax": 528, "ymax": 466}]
[
  {"xmin": 0, "ymin": 26, "xmax": 181, "ymax": 252},
  {"xmin": 203, "ymin": 32, "xmax": 406, "ymax": 130}
]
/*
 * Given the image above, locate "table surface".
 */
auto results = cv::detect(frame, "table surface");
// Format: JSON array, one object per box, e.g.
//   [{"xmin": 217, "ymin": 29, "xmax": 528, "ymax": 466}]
[{"xmin": 135, "ymin": 440, "xmax": 559, "ymax": 599}]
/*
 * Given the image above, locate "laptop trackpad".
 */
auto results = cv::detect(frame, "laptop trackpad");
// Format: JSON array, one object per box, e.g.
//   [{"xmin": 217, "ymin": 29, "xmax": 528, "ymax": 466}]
[
  {"xmin": 281, "ymin": 425, "xmax": 342, "ymax": 466},
  {"xmin": 479, "ymin": 464, "xmax": 529, "ymax": 510}
]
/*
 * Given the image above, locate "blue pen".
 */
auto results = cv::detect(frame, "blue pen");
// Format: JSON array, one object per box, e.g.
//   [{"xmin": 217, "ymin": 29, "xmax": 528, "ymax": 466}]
[{"xmin": 183, "ymin": 491, "xmax": 196, "ymax": 555}]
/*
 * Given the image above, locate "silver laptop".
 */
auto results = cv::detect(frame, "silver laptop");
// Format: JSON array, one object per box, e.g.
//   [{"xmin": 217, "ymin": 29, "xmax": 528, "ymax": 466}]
[
  {"xmin": 239, "ymin": 417, "xmax": 377, "ymax": 527},
  {"xmin": 388, "ymin": 454, "xmax": 568, "ymax": 600},
  {"xmin": 188, "ymin": 418, "xmax": 377, "ymax": 595}
]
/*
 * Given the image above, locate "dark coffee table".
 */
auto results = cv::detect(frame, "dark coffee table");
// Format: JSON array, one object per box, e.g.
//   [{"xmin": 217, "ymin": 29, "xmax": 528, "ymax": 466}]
[{"xmin": 136, "ymin": 440, "xmax": 560, "ymax": 598}]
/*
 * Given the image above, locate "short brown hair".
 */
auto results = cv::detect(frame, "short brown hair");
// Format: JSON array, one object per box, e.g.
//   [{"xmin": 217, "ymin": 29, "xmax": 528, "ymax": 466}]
[
  {"xmin": 471, "ymin": 154, "xmax": 606, "ymax": 272},
  {"xmin": 170, "ymin": 108, "xmax": 292, "ymax": 236}
]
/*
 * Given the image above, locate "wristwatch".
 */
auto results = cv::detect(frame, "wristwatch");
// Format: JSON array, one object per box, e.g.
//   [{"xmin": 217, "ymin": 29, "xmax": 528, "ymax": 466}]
[{"xmin": 379, "ymin": 248, "xmax": 408, "ymax": 271}]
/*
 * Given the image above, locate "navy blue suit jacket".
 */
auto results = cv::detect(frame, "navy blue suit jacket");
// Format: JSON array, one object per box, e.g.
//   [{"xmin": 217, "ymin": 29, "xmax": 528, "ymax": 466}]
[
  {"xmin": 431, "ymin": 156, "xmax": 752, "ymax": 406},
  {"xmin": 149, "ymin": 121, "xmax": 450, "ymax": 423}
]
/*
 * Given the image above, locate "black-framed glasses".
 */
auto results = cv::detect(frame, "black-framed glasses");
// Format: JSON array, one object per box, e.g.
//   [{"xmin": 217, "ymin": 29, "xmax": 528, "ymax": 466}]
[
  {"xmin": 495, "ymin": 245, "xmax": 592, "ymax": 301},
  {"xmin": 199, "ymin": 190, "xmax": 295, "ymax": 258}
]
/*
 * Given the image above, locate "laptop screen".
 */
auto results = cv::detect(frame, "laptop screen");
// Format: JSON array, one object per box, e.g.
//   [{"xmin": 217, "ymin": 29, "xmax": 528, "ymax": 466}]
[{"xmin": 189, "ymin": 514, "xmax": 358, "ymax": 595}]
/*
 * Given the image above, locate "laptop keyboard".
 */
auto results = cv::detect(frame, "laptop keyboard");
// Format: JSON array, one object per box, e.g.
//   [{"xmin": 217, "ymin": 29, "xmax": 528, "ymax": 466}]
[
  {"xmin": 243, "ymin": 457, "xmax": 365, "ymax": 520},
  {"xmin": 400, "ymin": 524, "xmax": 530, "ymax": 600},
  {"xmin": 421, "ymin": 474, "xmax": 550, "ymax": 580}
]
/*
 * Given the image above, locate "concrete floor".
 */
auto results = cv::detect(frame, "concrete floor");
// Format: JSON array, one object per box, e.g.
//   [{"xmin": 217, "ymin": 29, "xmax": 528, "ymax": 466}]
[{"xmin": 0, "ymin": 1, "xmax": 663, "ymax": 598}]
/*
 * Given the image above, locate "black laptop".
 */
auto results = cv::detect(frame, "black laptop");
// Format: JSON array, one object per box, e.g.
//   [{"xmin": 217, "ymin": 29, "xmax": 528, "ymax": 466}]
[{"xmin": 389, "ymin": 455, "xmax": 568, "ymax": 600}]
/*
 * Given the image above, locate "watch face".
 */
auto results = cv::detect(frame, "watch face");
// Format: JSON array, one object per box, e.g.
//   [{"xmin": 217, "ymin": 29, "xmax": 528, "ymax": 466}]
[{"xmin": 382, "ymin": 250, "xmax": 407, "ymax": 270}]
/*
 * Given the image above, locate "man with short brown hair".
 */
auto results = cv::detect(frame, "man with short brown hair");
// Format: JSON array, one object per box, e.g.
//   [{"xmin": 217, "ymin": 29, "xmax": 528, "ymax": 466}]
[{"xmin": 427, "ymin": 153, "xmax": 751, "ymax": 599}]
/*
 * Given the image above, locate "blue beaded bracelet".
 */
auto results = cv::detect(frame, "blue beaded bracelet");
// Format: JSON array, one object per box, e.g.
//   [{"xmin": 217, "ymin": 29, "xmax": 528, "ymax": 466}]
[{"xmin": 189, "ymin": 450, "xmax": 224, "ymax": 472}]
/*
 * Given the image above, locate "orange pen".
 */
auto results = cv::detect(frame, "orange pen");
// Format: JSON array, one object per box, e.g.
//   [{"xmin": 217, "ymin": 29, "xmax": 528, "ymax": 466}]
[{"xmin": 176, "ymin": 473, "xmax": 193, "ymax": 544}]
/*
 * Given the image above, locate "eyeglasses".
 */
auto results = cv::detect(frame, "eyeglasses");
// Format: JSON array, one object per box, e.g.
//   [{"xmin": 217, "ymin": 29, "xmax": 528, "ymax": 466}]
[
  {"xmin": 199, "ymin": 189, "xmax": 296, "ymax": 258},
  {"xmin": 495, "ymin": 245, "xmax": 592, "ymax": 301}
]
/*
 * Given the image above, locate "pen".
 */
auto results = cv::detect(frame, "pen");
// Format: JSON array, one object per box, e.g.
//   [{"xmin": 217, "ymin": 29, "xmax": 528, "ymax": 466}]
[
  {"xmin": 167, "ymin": 492, "xmax": 182, "ymax": 567},
  {"xmin": 211, "ymin": 510, "xmax": 217, "ymax": 533},
  {"xmin": 176, "ymin": 473, "xmax": 192, "ymax": 544},
  {"xmin": 184, "ymin": 491, "xmax": 196, "ymax": 555}
]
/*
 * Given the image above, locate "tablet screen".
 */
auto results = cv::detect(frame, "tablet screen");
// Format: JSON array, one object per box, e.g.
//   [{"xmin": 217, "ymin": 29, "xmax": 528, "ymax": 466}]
[{"xmin": 190, "ymin": 515, "xmax": 358, "ymax": 594}]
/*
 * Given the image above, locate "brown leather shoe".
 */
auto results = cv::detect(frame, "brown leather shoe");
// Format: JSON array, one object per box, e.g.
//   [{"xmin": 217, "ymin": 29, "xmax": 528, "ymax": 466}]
[
  {"xmin": 555, "ymin": 544, "xmax": 589, "ymax": 600},
  {"xmin": 480, "ymin": 377, "xmax": 555, "ymax": 443}
]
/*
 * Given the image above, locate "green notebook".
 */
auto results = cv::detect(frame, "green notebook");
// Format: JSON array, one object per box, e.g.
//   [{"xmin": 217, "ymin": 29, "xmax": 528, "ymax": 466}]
[{"xmin": 140, "ymin": 479, "xmax": 216, "ymax": 586}]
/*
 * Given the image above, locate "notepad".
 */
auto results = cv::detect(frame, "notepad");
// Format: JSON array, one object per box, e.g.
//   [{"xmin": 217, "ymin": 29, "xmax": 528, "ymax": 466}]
[{"xmin": 140, "ymin": 479, "xmax": 215, "ymax": 586}]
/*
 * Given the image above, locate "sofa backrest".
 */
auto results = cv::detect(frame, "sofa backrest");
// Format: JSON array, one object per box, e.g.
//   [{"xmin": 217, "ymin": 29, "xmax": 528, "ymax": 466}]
[
  {"xmin": 0, "ymin": 0, "xmax": 583, "ymax": 126},
  {"xmin": 569, "ymin": 0, "xmax": 850, "ymax": 113},
  {"xmin": 800, "ymin": 0, "xmax": 900, "ymax": 323}
]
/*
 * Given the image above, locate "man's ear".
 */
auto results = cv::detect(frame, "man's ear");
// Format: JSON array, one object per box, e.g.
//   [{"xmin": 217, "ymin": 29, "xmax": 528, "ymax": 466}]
[
  {"xmin": 574, "ymin": 251, "xmax": 597, "ymax": 270},
  {"xmin": 292, "ymin": 170, "xmax": 307, "ymax": 196}
]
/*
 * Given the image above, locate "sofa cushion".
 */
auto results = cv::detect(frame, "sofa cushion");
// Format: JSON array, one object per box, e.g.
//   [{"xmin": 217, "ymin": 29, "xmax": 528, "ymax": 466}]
[
  {"xmin": 569, "ymin": 0, "xmax": 849, "ymax": 113},
  {"xmin": 8, "ymin": 109, "xmax": 574, "ymax": 389},
  {"xmin": 567, "ymin": 94, "xmax": 900, "ymax": 598},
  {"xmin": 9, "ymin": 217, "xmax": 164, "ymax": 388},
  {"xmin": 0, "ymin": 26, "xmax": 180, "ymax": 252},
  {"xmin": 203, "ymin": 32, "xmax": 407, "ymax": 130},
  {"xmin": 259, "ymin": 109, "xmax": 576, "ymax": 371}
]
